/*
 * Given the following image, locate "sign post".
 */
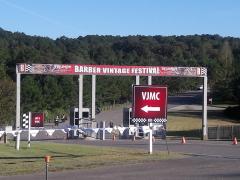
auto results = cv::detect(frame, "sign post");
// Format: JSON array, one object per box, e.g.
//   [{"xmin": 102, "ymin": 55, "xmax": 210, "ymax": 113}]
[
  {"xmin": 132, "ymin": 85, "xmax": 168, "ymax": 154},
  {"xmin": 45, "ymin": 155, "xmax": 51, "ymax": 180},
  {"xmin": 149, "ymin": 123, "xmax": 153, "ymax": 154},
  {"xmin": 28, "ymin": 112, "xmax": 32, "ymax": 148},
  {"xmin": 15, "ymin": 131, "xmax": 21, "ymax": 151},
  {"xmin": 15, "ymin": 69, "xmax": 21, "ymax": 151},
  {"xmin": 202, "ymin": 76, "xmax": 208, "ymax": 140}
]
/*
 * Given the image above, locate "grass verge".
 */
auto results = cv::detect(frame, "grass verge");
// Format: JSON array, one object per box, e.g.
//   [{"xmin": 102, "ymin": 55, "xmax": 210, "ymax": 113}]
[
  {"xmin": 167, "ymin": 109, "xmax": 240, "ymax": 137},
  {"xmin": 168, "ymin": 111, "xmax": 239, "ymax": 131},
  {"xmin": 0, "ymin": 141, "xmax": 181, "ymax": 176}
]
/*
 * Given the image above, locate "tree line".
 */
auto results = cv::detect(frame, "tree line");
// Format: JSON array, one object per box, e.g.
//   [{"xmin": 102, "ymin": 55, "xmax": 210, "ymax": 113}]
[{"xmin": 0, "ymin": 28, "xmax": 240, "ymax": 125}]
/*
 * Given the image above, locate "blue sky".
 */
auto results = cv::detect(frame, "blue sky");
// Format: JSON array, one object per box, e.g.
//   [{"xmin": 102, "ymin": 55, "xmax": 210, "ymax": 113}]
[{"xmin": 0, "ymin": 0, "xmax": 240, "ymax": 39}]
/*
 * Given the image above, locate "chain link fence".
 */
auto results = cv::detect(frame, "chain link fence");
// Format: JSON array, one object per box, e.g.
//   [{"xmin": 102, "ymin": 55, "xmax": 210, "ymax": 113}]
[{"xmin": 208, "ymin": 125, "xmax": 240, "ymax": 140}]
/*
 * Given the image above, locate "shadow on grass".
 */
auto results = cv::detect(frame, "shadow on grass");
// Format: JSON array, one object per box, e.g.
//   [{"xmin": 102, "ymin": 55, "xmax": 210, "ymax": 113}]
[
  {"xmin": 167, "ymin": 129, "xmax": 202, "ymax": 139},
  {"xmin": 0, "ymin": 154, "xmax": 84, "ymax": 160},
  {"xmin": 169, "ymin": 109, "xmax": 237, "ymax": 122}
]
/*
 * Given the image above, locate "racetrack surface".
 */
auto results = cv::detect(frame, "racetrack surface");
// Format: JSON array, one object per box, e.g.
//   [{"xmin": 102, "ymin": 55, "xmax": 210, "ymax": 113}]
[{"xmin": 1, "ymin": 139, "xmax": 240, "ymax": 180}]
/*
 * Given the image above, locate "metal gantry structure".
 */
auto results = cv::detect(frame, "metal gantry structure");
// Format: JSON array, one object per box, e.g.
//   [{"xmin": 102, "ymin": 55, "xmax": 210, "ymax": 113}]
[{"xmin": 16, "ymin": 64, "xmax": 208, "ymax": 140}]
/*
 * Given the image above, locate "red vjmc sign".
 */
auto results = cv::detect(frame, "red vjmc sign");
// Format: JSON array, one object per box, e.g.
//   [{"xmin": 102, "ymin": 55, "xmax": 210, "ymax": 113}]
[
  {"xmin": 31, "ymin": 112, "xmax": 44, "ymax": 127},
  {"xmin": 132, "ymin": 85, "xmax": 167, "ymax": 123}
]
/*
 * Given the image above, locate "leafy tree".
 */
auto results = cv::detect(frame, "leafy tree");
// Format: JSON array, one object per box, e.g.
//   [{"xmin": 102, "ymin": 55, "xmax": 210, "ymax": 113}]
[
  {"xmin": 21, "ymin": 76, "xmax": 43, "ymax": 112},
  {"xmin": 59, "ymin": 76, "xmax": 78, "ymax": 109},
  {"xmin": 42, "ymin": 76, "xmax": 63, "ymax": 111},
  {"xmin": 1, "ymin": 27, "xmax": 240, "ymax": 125},
  {"xmin": 0, "ymin": 79, "xmax": 15, "ymax": 126}
]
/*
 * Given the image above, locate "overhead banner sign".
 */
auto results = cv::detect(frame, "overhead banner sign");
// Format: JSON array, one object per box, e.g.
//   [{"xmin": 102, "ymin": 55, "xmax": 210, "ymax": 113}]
[
  {"xmin": 17, "ymin": 64, "xmax": 207, "ymax": 77},
  {"xmin": 132, "ymin": 85, "xmax": 168, "ymax": 123}
]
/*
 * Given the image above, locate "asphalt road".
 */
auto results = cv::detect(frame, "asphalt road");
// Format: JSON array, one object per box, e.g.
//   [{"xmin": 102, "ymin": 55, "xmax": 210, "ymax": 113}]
[
  {"xmin": 2, "ymin": 157, "xmax": 240, "ymax": 180},
  {"xmin": 56, "ymin": 139, "xmax": 240, "ymax": 159},
  {"xmin": 95, "ymin": 90, "xmax": 204, "ymax": 126},
  {"xmin": 2, "ymin": 139, "xmax": 240, "ymax": 180}
]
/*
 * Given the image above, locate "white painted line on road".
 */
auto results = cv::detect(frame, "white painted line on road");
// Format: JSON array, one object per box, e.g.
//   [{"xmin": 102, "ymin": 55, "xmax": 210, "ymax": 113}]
[{"xmin": 181, "ymin": 152, "xmax": 240, "ymax": 160}]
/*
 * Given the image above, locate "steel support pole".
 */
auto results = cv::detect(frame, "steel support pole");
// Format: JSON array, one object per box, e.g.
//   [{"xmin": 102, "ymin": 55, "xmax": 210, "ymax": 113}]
[
  {"xmin": 16, "ymin": 72, "xmax": 21, "ymax": 150},
  {"xmin": 102, "ymin": 121, "xmax": 105, "ymax": 141},
  {"xmin": 16, "ymin": 131, "xmax": 20, "ymax": 150},
  {"xmin": 92, "ymin": 75, "xmax": 96, "ymax": 121},
  {"xmin": 28, "ymin": 112, "xmax": 31, "ymax": 148},
  {"xmin": 149, "ymin": 123, "xmax": 153, "ymax": 154},
  {"xmin": 136, "ymin": 75, "xmax": 140, "ymax": 85},
  {"xmin": 78, "ymin": 75, "xmax": 83, "ymax": 127},
  {"xmin": 202, "ymin": 76, "xmax": 208, "ymax": 140},
  {"xmin": 148, "ymin": 76, "xmax": 152, "ymax": 85},
  {"xmin": 148, "ymin": 76, "xmax": 153, "ymax": 154},
  {"xmin": 45, "ymin": 162, "xmax": 48, "ymax": 180},
  {"xmin": 16, "ymin": 72, "xmax": 21, "ymax": 130},
  {"xmin": 135, "ymin": 75, "xmax": 140, "ymax": 136}
]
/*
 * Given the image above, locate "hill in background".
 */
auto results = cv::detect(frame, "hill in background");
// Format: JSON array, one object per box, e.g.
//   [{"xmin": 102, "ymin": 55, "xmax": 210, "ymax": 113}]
[{"xmin": 0, "ymin": 28, "xmax": 239, "ymax": 125}]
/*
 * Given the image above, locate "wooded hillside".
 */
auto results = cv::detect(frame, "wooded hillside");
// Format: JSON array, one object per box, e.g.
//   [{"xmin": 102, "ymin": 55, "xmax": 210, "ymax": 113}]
[{"xmin": 0, "ymin": 28, "xmax": 239, "ymax": 125}]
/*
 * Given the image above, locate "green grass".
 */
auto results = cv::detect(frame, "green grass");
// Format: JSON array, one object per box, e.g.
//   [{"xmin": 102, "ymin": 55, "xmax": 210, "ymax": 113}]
[
  {"xmin": 166, "ymin": 109, "xmax": 240, "ymax": 137},
  {"xmin": 0, "ymin": 142, "xmax": 181, "ymax": 176},
  {"xmin": 167, "ymin": 110, "xmax": 239, "ymax": 131}
]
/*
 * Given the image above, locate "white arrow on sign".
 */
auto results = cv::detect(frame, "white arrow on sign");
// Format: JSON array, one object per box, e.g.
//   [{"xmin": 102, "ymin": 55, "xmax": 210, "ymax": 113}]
[{"xmin": 141, "ymin": 105, "xmax": 160, "ymax": 113}]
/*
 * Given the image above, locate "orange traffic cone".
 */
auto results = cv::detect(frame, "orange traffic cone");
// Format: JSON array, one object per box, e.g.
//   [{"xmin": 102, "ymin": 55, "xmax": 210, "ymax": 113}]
[
  {"xmin": 181, "ymin": 136, "xmax": 186, "ymax": 144},
  {"xmin": 232, "ymin": 137, "xmax": 238, "ymax": 145}
]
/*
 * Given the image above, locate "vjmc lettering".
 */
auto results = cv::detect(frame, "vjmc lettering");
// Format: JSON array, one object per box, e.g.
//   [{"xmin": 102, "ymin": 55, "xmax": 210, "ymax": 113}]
[{"xmin": 142, "ymin": 92, "xmax": 160, "ymax": 100}]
